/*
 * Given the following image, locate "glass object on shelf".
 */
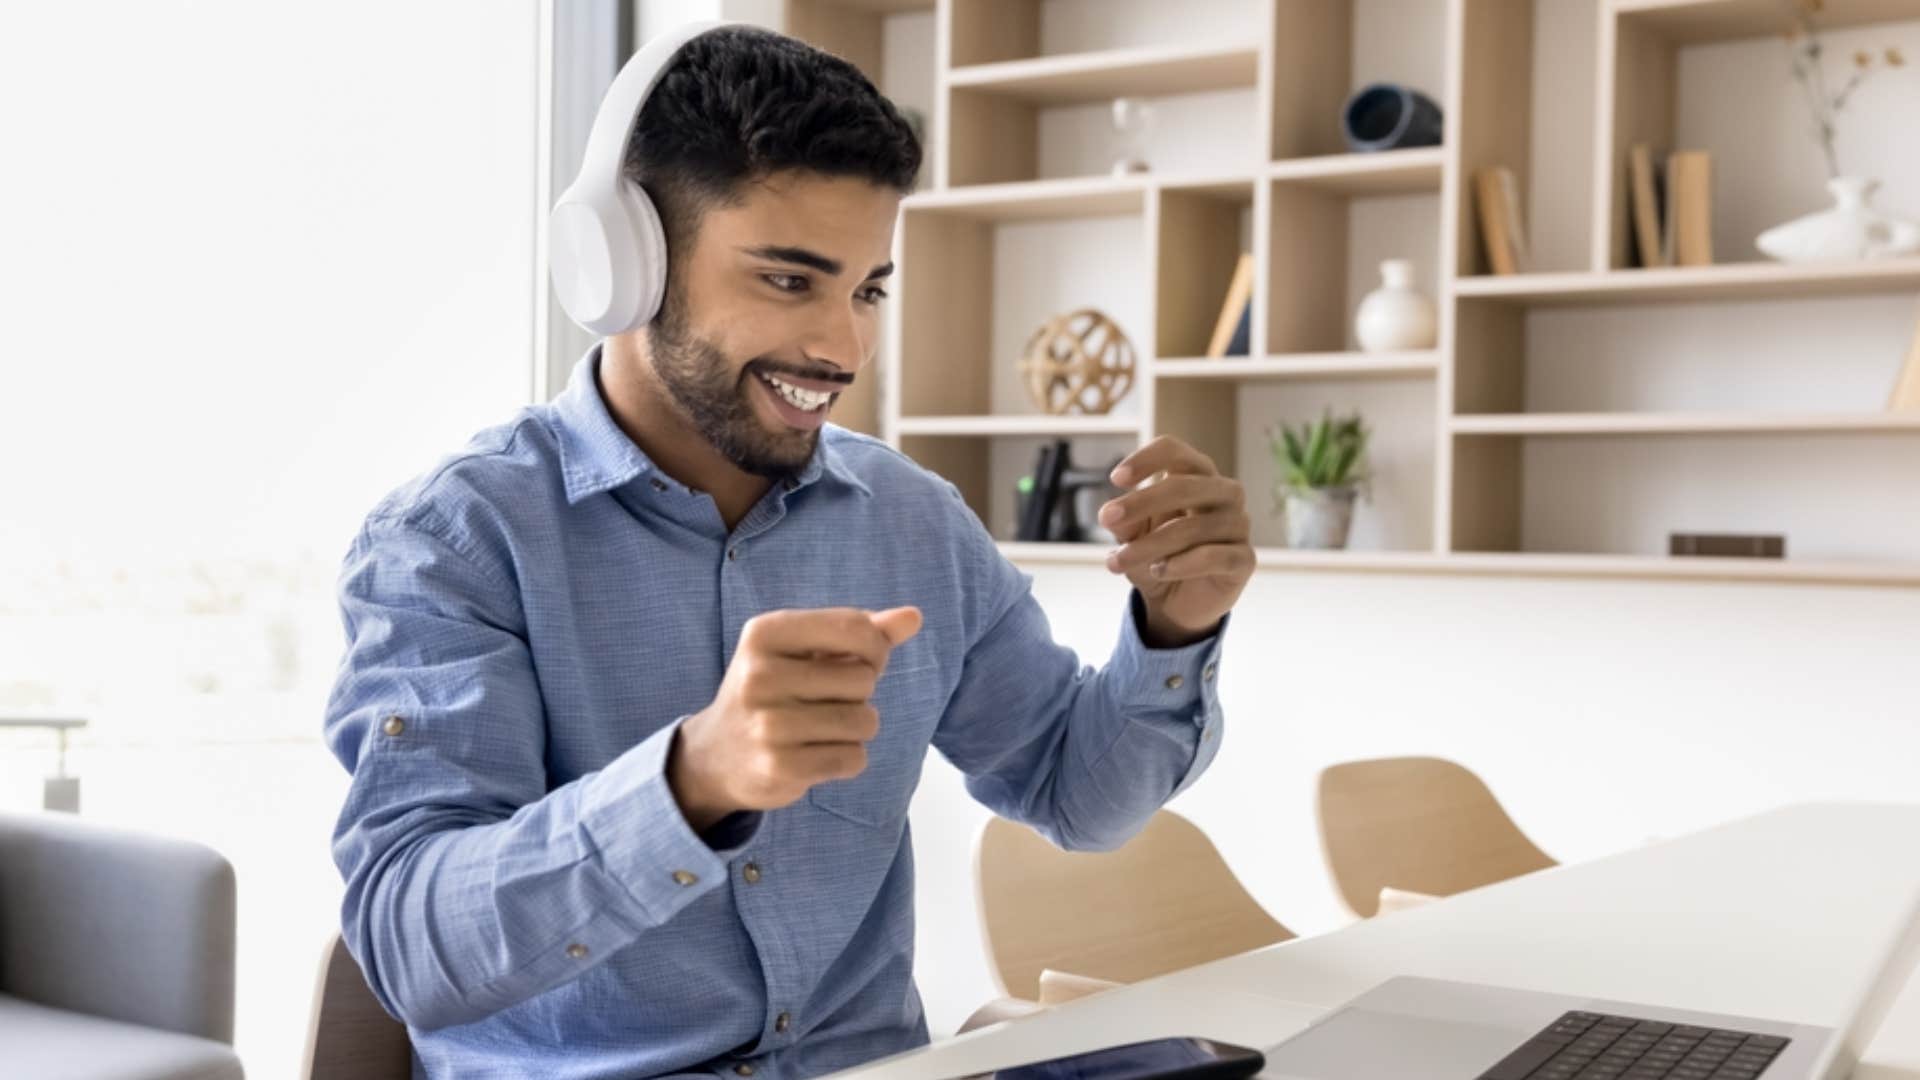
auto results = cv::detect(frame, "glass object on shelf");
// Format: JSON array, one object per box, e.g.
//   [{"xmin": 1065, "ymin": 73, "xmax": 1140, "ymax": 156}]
[{"xmin": 1109, "ymin": 97, "xmax": 1154, "ymax": 176}]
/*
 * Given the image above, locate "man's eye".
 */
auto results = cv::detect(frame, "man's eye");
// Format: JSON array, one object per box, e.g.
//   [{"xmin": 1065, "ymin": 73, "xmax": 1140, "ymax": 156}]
[
  {"xmin": 765, "ymin": 273, "xmax": 808, "ymax": 293},
  {"xmin": 859, "ymin": 285, "xmax": 890, "ymax": 304}
]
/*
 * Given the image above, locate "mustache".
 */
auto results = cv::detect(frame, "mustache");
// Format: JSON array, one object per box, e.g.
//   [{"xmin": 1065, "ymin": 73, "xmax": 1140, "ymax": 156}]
[{"xmin": 747, "ymin": 359, "xmax": 854, "ymax": 386}]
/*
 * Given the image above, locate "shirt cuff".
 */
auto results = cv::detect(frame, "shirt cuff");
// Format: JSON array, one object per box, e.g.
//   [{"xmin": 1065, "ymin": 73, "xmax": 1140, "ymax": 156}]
[
  {"xmin": 577, "ymin": 716, "xmax": 763, "ymax": 926},
  {"xmin": 1107, "ymin": 589, "xmax": 1228, "ymax": 719}
]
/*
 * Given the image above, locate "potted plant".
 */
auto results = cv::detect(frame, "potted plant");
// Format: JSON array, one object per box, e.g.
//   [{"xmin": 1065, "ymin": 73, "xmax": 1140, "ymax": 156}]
[{"xmin": 1267, "ymin": 410, "xmax": 1370, "ymax": 550}]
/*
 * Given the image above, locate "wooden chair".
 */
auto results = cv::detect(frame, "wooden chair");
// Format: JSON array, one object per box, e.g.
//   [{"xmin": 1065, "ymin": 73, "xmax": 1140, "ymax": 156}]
[
  {"xmin": 1316, "ymin": 756, "xmax": 1557, "ymax": 918},
  {"xmin": 301, "ymin": 931, "xmax": 411, "ymax": 1080},
  {"xmin": 972, "ymin": 810, "xmax": 1294, "ymax": 1004}
]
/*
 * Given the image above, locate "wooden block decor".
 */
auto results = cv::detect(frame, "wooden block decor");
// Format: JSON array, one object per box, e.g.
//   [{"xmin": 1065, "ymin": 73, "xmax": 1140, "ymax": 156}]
[{"xmin": 1018, "ymin": 309, "xmax": 1137, "ymax": 415}]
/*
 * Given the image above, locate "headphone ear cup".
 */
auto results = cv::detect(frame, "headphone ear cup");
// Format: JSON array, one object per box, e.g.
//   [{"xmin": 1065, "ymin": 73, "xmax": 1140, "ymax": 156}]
[
  {"xmin": 620, "ymin": 178, "xmax": 669, "ymax": 330},
  {"xmin": 549, "ymin": 189, "xmax": 619, "ymax": 335}
]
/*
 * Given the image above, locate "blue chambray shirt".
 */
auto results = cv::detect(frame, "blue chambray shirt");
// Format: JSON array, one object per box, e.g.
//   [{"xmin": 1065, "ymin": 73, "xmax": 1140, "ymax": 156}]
[{"xmin": 324, "ymin": 345, "xmax": 1229, "ymax": 1080}]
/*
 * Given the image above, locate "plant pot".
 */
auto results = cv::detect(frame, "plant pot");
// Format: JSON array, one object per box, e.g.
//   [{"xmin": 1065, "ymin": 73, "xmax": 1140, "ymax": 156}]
[
  {"xmin": 1756, "ymin": 176, "xmax": 1920, "ymax": 263},
  {"xmin": 1283, "ymin": 486, "xmax": 1359, "ymax": 550}
]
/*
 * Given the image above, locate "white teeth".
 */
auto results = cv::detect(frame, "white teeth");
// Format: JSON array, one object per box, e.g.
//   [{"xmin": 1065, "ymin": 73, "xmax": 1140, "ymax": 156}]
[{"xmin": 763, "ymin": 374, "xmax": 830, "ymax": 411}]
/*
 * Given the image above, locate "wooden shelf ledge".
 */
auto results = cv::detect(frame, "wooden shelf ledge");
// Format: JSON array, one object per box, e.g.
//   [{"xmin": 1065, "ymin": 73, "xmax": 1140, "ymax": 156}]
[
  {"xmin": 1608, "ymin": 0, "xmax": 1920, "ymax": 44},
  {"xmin": 896, "ymin": 415, "xmax": 1144, "ymax": 438},
  {"xmin": 1453, "ymin": 258, "xmax": 1920, "ymax": 306},
  {"xmin": 996, "ymin": 543, "xmax": 1920, "ymax": 587},
  {"xmin": 1451, "ymin": 412, "xmax": 1920, "ymax": 436},
  {"xmin": 1156, "ymin": 352, "xmax": 1440, "ymax": 380},
  {"xmin": 948, "ymin": 43, "xmax": 1261, "ymax": 106},
  {"xmin": 1267, "ymin": 148, "xmax": 1447, "ymax": 195}
]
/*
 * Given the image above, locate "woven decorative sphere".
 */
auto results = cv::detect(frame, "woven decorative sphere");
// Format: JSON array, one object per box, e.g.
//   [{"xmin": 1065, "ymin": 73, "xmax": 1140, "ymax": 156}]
[{"xmin": 1018, "ymin": 309, "xmax": 1136, "ymax": 416}]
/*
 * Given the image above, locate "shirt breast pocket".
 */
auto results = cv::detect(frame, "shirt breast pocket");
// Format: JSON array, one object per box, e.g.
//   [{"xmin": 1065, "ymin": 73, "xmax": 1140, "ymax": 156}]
[{"xmin": 806, "ymin": 653, "xmax": 941, "ymax": 829}]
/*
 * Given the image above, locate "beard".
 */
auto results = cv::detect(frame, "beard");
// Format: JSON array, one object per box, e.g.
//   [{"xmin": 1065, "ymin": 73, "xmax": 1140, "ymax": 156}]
[{"xmin": 644, "ymin": 285, "xmax": 825, "ymax": 480}]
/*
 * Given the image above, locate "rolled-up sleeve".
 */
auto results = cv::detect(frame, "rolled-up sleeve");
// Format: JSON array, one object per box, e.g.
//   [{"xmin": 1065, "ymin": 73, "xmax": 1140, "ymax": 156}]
[
  {"xmin": 324, "ymin": 511, "xmax": 757, "ymax": 1031},
  {"xmin": 930, "ymin": 488, "xmax": 1228, "ymax": 852}
]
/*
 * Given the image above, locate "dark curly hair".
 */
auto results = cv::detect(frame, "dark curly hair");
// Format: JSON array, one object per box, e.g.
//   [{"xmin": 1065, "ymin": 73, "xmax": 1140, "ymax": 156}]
[{"xmin": 623, "ymin": 25, "xmax": 922, "ymax": 263}]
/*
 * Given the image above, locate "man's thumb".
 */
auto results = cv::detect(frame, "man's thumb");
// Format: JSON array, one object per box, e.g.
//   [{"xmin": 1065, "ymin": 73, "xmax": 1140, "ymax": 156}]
[{"xmin": 869, "ymin": 606, "xmax": 923, "ymax": 648}]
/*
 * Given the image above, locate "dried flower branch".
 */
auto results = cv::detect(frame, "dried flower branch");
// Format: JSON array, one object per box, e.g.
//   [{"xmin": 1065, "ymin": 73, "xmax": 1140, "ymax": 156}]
[{"xmin": 1782, "ymin": 0, "xmax": 1901, "ymax": 178}]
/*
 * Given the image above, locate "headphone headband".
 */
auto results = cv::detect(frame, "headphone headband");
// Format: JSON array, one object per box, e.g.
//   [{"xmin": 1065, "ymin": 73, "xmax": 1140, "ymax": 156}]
[{"xmin": 576, "ymin": 20, "xmax": 724, "ymax": 200}]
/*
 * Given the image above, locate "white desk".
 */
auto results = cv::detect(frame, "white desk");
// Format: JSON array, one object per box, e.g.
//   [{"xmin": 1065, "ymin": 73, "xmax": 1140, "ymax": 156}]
[{"xmin": 833, "ymin": 803, "xmax": 1920, "ymax": 1080}]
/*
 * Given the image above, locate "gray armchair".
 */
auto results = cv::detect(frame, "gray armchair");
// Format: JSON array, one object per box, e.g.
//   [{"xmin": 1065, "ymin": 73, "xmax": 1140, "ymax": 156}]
[{"xmin": 0, "ymin": 811, "xmax": 244, "ymax": 1079}]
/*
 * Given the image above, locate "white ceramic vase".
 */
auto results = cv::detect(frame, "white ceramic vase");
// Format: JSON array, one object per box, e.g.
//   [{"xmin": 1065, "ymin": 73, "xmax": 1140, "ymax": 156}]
[
  {"xmin": 1756, "ymin": 176, "xmax": 1920, "ymax": 263},
  {"xmin": 1354, "ymin": 259, "xmax": 1437, "ymax": 352}
]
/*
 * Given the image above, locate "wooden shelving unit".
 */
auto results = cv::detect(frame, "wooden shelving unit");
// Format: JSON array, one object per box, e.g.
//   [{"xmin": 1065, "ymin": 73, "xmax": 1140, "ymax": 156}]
[{"xmin": 776, "ymin": 0, "xmax": 1920, "ymax": 587}]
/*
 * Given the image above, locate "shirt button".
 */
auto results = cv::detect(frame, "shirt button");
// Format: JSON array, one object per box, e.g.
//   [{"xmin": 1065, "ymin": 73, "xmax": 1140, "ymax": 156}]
[
  {"xmin": 742, "ymin": 862, "xmax": 762, "ymax": 884},
  {"xmin": 734, "ymin": 1064, "xmax": 757, "ymax": 1077},
  {"xmin": 672, "ymin": 869, "xmax": 699, "ymax": 887},
  {"xmin": 1203, "ymin": 662, "xmax": 1217, "ymax": 682},
  {"xmin": 565, "ymin": 942, "xmax": 589, "ymax": 960},
  {"xmin": 649, "ymin": 477, "xmax": 668, "ymax": 492},
  {"xmin": 382, "ymin": 715, "xmax": 406, "ymax": 736},
  {"xmin": 775, "ymin": 1011, "xmax": 792, "ymax": 1033},
  {"xmin": 728, "ymin": 546, "xmax": 740, "ymax": 562},
  {"xmin": 1164, "ymin": 674, "xmax": 1185, "ymax": 690}
]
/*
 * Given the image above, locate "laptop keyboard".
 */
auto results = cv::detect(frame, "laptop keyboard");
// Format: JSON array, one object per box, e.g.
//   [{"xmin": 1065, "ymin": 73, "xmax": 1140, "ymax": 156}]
[{"xmin": 1475, "ymin": 1010, "xmax": 1790, "ymax": 1080}]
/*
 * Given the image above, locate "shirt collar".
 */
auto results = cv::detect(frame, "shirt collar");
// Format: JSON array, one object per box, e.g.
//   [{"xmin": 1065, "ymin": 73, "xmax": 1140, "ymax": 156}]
[{"xmin": 549, "ymin": 343, "xmax": 871, "ymax": 506}]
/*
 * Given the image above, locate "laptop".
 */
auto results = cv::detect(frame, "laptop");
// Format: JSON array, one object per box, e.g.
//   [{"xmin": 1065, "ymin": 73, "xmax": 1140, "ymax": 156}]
[{"xmin": 1257, "ymin": 883, "xmax": 1920, "ymax": 1080}]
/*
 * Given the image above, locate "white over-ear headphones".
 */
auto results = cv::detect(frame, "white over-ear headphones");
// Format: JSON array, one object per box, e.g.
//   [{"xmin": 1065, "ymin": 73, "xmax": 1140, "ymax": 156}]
[{"xmin": 549, "ymin": 20, "xmax": 729, "ymax": 337}]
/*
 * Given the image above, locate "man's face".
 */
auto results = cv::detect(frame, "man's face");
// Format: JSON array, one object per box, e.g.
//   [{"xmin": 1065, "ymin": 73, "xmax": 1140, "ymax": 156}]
[{"xmin": 643, "ymin": 171, "xmax": 900, "ymax": 479}]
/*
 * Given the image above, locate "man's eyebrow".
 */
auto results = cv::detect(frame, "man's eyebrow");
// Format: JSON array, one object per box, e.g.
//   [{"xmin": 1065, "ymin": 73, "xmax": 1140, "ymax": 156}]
[{"xmin": 742, "ymin": 245, "xmax": 894, "ymax": 281}]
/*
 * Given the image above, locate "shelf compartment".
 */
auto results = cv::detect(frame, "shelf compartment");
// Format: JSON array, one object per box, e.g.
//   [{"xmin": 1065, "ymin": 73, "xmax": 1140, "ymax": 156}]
[
  {"xmin": 1265, "ymin": 177, "xmax": 1444, "ymax": 354},
  {"xmin": 948, "ymin": 43, "xmax": 1260, "ymax": 106},
  {"xmin": 1150, "ymin": 182, "xmax": 1256, "ymax": 359},
  {"xmin": 895, "ymin": 415, "xmax": 1144, "ymax": 437},
  {"xmin": 1592, "ymin": 0, "xmax": 1920, "ymax": 271},
  {"xmin": 1455, "ymin": 259, "xmax": 1920, "ymax": 306},
  {"xmin": 1156, "ymin": 353, "xmax": 1440, "ymax": 380},
  {"xmin": 1268, "ymin": 148, "xmax": 1446, "ymax": 195}
]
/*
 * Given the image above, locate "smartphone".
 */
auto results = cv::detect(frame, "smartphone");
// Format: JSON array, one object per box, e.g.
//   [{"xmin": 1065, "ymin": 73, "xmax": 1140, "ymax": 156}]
[{"xmin": 960, "ymin": 1037, "xmax": 1266, "ymax": 1080}]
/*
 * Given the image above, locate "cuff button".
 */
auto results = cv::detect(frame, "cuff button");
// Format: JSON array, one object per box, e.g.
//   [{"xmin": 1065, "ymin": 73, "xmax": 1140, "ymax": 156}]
[{"xmin": 1164, "ymin": 674, "xmax": 1185, "ymax": 690}]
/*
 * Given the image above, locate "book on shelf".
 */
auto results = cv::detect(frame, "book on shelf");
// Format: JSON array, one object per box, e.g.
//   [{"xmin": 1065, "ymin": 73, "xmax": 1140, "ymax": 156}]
[
  {"xmin": 1891, "ymin": 300, "xmax": 1920, "ymax": 412},
  {"xmin": 1472, "ymin": 167, "xmax": 1527, "ymax": 275},
  {"xmin": 1669, "ymin": 533, "xmax": 1785, "ymax": 559},
  {"xmin": 1667, "ymin": 150, "xmax": 1713, "ymax": 267},
  {"xmin": 1630, "ymin": 145, "xmax": 1712, "ymax": 268},
  {"xmin": 1205, "ymin": 252, "xmax": 1255, "ymax": 358},
  {"xmin": 1629, "ymin": 143, "xmax": 1665, "ymax": 268}
]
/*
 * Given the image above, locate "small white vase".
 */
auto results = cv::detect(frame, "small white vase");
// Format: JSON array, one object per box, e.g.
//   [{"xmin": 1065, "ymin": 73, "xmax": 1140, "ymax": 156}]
[
  {"xmin": 1354, "ymin": 259, "xmax": 1437, "ymax": 352},
  {"xmin": 1756, "ymin": 176, "xmax": 1920, "ymax": 263}
]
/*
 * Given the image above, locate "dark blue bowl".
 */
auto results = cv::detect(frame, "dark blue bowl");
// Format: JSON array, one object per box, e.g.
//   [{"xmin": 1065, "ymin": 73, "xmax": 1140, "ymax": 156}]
[{"xmin": 1342, "ymin": 83, "xmax": 1443, "ymax": 153}]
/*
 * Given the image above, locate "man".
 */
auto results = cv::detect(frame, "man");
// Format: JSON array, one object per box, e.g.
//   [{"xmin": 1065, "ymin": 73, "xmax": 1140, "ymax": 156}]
[{"xmin": 324, "ymin": 23, "xmax": 1254, "ymax": 1080}]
